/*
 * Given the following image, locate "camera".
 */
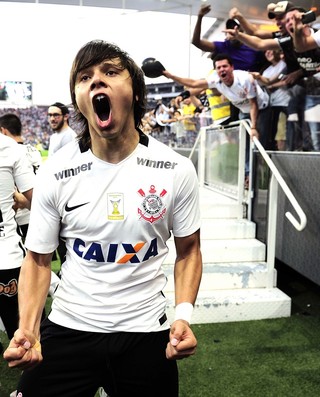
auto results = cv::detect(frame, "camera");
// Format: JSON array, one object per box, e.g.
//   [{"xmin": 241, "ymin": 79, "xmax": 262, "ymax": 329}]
[{"xmin": 301, "ymin": 10, "xmax": 316, "ymax": 24}]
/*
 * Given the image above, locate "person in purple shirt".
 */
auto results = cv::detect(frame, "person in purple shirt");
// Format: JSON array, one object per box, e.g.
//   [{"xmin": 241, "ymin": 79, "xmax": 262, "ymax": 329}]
[{"xmin": 192, "ymin": 4, "xmax": 266, "ymax": 72}]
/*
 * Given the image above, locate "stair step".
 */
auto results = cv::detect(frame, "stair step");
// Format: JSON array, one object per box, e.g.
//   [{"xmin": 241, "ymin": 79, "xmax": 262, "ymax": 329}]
[
  {"xmin": 165, "ymin": 288, "xmax": 291, "ymax": 324},
  {"xmin": 164, "ymin": 238, "xmax": 266, "ymax": 264},
  {"xmin": 163, "ymin": 262, "xmax": 276, "ymax": 291},
  {"xmin": 199, "ymin": 187, "xmax": 242, "ymax": 219},
  {"xmin": 201, "ymin": 218, "xmax": 256, "ymax": 239},
  {"xmin": 201, "ymin": 202, "xmax": 242, "ymax": 219}
]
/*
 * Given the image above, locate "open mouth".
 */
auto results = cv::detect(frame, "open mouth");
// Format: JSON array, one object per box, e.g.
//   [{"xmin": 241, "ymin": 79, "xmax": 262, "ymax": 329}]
[
  {"xmin": 93, "ymin": 94, "xmax": 110, "ymax": 122},
  {"xmin": 221, "ymin": 72, "xmax": 227, "ymax": 78}
]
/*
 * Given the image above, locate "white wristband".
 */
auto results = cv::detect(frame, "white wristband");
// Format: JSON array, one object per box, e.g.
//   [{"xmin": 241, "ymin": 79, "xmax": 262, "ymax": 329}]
[{"xmin": 174, "ymin": 302, "xmax": 193, "ymax": 324}]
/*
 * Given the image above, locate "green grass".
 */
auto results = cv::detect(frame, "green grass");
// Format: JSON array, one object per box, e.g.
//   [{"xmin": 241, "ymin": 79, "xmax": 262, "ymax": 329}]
[
  {"xmin": 178, "ymin": 315, "xmax": 320, "ymax": 397},
  {"xmin": 2, "ymin": 261, "xmax": 320, "ymax": 396},
  {"xmin": 2, "ymin": 315, "xmax": 320, "ymax": 396}
]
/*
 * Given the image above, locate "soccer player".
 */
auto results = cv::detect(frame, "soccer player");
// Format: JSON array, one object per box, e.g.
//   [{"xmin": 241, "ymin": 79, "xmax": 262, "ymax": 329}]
[
  {"xmin": 4, "ymin": 40, "xmax": 202, "ymax": 397},
  {"xmin": 0, "ymin": 133, "xmax": 34, "ymax": 354}
]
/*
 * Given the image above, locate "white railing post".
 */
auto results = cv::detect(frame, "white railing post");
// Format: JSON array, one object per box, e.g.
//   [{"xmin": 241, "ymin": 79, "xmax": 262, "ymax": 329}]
[
  {"xmin": 196, "ymin": 127, "xmax": 206, "ymax": 187},
  {"xmin": 266, "ymin": 174, "xmax": 278, "ymax": 288}
]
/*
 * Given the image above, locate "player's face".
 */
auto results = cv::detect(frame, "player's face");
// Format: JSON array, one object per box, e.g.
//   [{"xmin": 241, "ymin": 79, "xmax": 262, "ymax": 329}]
[
  {"xmin": 74, "ymin": 58, "xmax": 136, "ymax": 140},
  {"xmin": 215, "ymin": 59, "xmax": 234, "ymax": 85}
]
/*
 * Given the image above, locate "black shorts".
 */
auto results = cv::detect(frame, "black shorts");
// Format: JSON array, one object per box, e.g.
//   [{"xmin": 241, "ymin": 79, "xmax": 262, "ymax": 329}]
[
  {"xmin": 18, "ymin": 318, "xmax": 178, "ymax": 397},
  {"xmin": 0, "ymin": 267, "xmax": 20, "ymax": 339}
]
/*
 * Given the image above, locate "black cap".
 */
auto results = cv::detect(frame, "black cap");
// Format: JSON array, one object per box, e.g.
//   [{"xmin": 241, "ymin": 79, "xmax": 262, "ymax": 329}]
[
  {"xmin": 226, "ymin": 18, "xmax": 240, "ymax": 29},
  {"xmin": 286, "ymin": 5, "xmax": 307, "ymax": 13},
  {"xmin": 141, "ymin": 57, "xmax": 165, "ymax": 79}
]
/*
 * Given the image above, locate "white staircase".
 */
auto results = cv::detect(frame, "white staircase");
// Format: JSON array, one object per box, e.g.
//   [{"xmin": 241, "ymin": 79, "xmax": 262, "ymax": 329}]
[{"xmin": 164, "ymin": 186, "xmax": 291, "ymax": 324}]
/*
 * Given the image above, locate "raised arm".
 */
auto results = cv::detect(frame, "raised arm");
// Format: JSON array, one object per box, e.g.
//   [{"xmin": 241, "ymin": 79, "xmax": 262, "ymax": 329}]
[
  {"xmin": 192, "ymin": 4, "xmax": 216, "ymax": 53},
  {"xmin": 224, "ymin": 27, "xmax": 280, "ymax": 51},
  {"xmin": 4, "ymin": 250, "xmax": 53, "ymax": 369},
  {"xmin": 292, "ymin": 12, "xmax": 319, "ymax": 51},
  {"xmin": 162, "ymin": 70, "xmax": 208, "ymax": 90},
  {"xmin": 229, "ymin": 7, "xmax": 274, "ymax": 38}
]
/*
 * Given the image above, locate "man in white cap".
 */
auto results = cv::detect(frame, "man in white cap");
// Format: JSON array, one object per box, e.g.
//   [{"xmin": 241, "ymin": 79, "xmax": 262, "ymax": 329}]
[{"xmin": 225, "ymin": 2, "xmax": 319, "ymax": 151}]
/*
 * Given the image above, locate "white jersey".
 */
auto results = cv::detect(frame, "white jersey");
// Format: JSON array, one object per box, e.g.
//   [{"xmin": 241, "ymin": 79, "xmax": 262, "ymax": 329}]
[
  {"xmin": 15, "ymin": 143, "xmax": 42, "ymax": 226},
  {"xmin": 26, "ymin": 133, "xmax": 201, "ymax": 333},
  {"xmin": 313, "ymin": 30, "xmax": 320, "ymax": 48},
  {"xmin": 206, "ymin": 70, "xmax": 269, "ymax": 114},
  {"xmin": 0, "ymin": 134, "xmax": 34, "ymax": 269},
  {"xmin": 48, "ymin": 126, "xmax": 77, "ymax": 156}
]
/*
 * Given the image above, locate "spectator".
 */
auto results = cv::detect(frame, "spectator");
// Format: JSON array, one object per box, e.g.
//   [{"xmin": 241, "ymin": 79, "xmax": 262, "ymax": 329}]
[
  {"xmin": 175, "ymin": 82, "xmax": 231, "ymax": 127},
  {"xmin": 250, "ymin": 49, "xmax": 291, "ymax": 150},
  {"xmin": 47, "ymin": 102, "xmax": 77, "ymax": 156},
  {"xmin": 293, "ymin": 24, "xmax": 320, "ymax": 51},
  {"xmin": 228, "ymin": 2, "xmax": 294, "ymax": 39},
  {"xmin": 224, "ymin": 3, "xmax": 319, "ymax": 151},
  {"xmin": 170, "ymin": 109, "xmax": 186, "ymax": 146},
  {"xmin": 162, "ymin": 53, "xmax": 269, "ymax": 186},
  {"xmin": 192, "ymin": 4, "xmax": 266, "ymax": 72},
  {"xmin": 3, "ymin": 40, "xmax": 202, "ymax": 397},
  {"xmin": 285, "ymin": 6, "xmax": 320, "ymax": 150},
  {"xmin": 47, "ymin": 102, "xmax": 78, "ymax": 265},
  {"xmin": 162, "ymin": 54, "xmax": 269, "ymax": 145},
  {"xmin": 180, "ymin": 97, "xmax": 198, "ymax": 147}
]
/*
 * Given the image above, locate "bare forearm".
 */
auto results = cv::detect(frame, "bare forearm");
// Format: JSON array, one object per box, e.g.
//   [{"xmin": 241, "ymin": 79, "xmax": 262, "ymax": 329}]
[
  {"xmin": 192, "ymin": 15, "xmax": 203, "ymax": 46},
  {"xmin": 18, "ymin": 252, "xmax": 52, "ymax": 337},
  {"xmin": 163, "ymin": 71, "xmax": 207, "ymax": 90},
  {"xmin": 174, "ymin": 231, "xmax": 202, "ymax": 305},
  {"xmin": 236, "ymin": 31, "xmax": 277, "ymax": 51},
  {"xmin": 249, "ymin": 100, "xmax": 259, "ymax": 136},
  {"xmin": 293, "ymin": 31, "xmax": 316, "ymax": 52},
  {"xmin": 174, "ymin": 255, "xmax": 202, "ymax": 305}
]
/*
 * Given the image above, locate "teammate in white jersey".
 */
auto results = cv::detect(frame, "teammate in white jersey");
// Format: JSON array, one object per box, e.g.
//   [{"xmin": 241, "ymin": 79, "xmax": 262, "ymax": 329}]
[
  {"xmin": 0, "ymin": 133, "xmax": 34, "ymax": 350},
  {"xmin": 4, "ymin": 40, "xmax": 202, "ymax": 397},
  {"xmin": 0, "ymin": 114, "xmax": 60, "ymax": 300},
  {"xmin": 0, "ymin": 113, "xmax": 41, "ymax": 238}
]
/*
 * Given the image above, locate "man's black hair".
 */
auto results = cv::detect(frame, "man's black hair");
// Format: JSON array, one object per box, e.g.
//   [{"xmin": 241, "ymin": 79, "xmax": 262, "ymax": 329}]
[
  {"xmin": 213, "ymin": 54, "xmax": 234, "ymax": 68},
  {"xmin": 0, "ymin": 113, "xmax": 22, "ymax": 136},
  {"xmin": 69, "ymin": 40, "xmax": 147, "ymax": 150},
  {"xmin": 49, "ymin": 102, "xmax": 69, "ymax": 115}
]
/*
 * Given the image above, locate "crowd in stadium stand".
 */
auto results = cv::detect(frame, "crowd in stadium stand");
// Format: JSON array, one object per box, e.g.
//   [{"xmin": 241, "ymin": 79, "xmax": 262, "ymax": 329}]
[{"xmin": 0, "ymin": 106, "xmax": 80, "ymax": 151}]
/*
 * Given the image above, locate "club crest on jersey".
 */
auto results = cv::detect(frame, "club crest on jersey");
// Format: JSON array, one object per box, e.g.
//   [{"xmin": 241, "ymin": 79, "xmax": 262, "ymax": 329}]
[
  {"xmin": 137, "ymin": 185, "xmax": 167, "ymax": 223},
  {"xmin": 107, "ymin": 193, "xmax": 124, "ymax": 220}
]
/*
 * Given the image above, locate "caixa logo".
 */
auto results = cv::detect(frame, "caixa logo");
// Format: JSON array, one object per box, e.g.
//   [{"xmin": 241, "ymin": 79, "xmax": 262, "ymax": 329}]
[
  {"xmin": 0, "ymin": 279, "xmax": 18, "ymax": 297},
  {"xmin": 73, "ymin": 238, "xmax": 159, "ymax": 263}
]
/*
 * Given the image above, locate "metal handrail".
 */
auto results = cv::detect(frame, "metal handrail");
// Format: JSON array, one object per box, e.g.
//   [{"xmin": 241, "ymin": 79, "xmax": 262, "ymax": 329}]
[
  {"xmin": 194, "ymin": 119, "xmax": 307, "ymax": 289},
  {"xmin": 242, "ymin": 119, "xmax": 307, "ymax": 232}
]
